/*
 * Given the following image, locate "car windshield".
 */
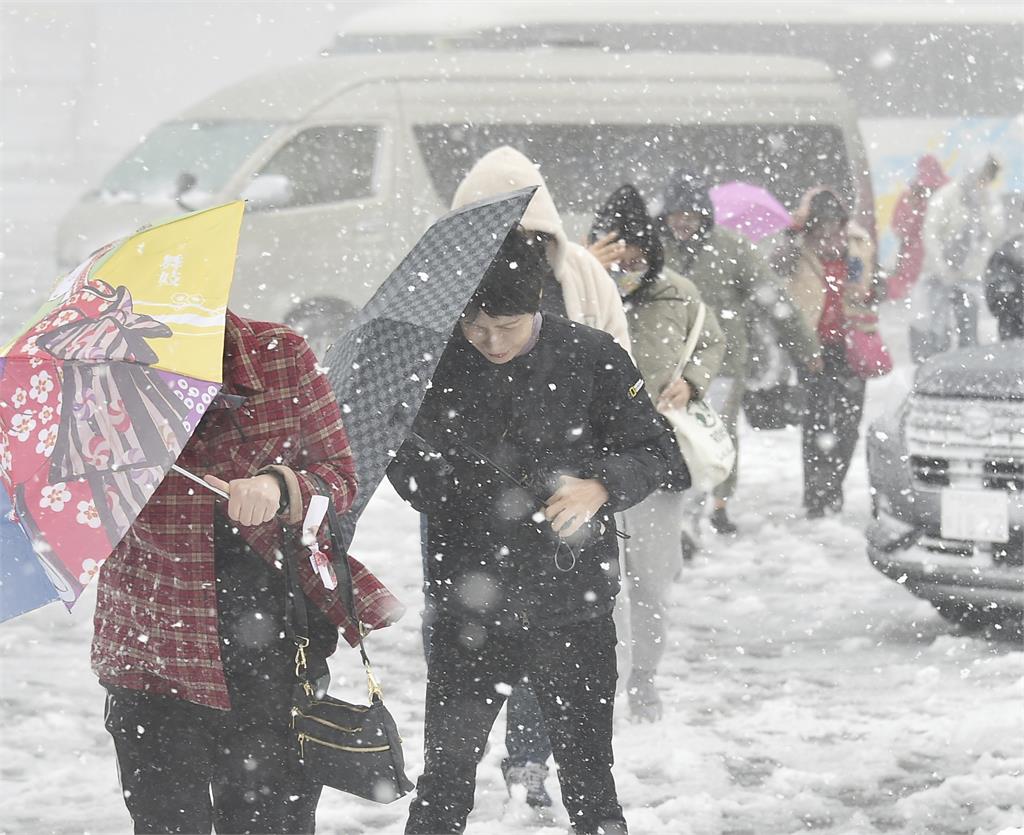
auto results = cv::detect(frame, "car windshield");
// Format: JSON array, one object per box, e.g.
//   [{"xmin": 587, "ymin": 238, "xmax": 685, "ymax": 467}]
[
  {"xmin": 414, "ymin": 122, "xmax": 852, "ymax": 217},
  {"xmin": 95, "ymin": 120, "xmax": 277, "ymax": 200}
]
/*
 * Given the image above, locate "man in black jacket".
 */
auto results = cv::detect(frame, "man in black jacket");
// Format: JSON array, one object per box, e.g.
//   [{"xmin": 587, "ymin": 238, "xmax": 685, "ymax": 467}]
[
  {"xmin": 388, "ymin": 231, "xmax": 681, "ymax": 835},
  {"xmin": 984, "ymin": 194, "xmax": 1023, "ymax": 342}
]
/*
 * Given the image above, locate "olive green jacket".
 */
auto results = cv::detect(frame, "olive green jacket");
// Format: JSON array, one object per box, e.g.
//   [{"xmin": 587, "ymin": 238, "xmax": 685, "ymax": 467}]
[
  {"xmin": 625, "ymin": 268, "xmax": 726, "ymax": 401},
  {"xmin": 663, "ymin": 226, "xmax": 819, "ymax": 378}
]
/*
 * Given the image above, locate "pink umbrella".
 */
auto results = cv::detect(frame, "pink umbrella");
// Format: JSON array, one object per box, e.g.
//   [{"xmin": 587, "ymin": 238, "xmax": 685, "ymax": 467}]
[{"xmin": 709, "ymin": 182, "xmax": 792, "ymax": 241}]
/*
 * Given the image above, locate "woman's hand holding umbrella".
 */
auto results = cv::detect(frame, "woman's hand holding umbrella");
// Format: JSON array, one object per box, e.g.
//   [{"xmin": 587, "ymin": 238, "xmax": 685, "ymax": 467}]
[{"xmin": 203, "ymin": 473, "xmax": 283, "ymax": 527}]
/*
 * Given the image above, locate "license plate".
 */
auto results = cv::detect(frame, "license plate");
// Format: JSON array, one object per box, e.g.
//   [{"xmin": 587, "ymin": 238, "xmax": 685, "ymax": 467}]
[{"xmin": 940, "ymin": 488, "xmax": 1010, "ymax": 543}]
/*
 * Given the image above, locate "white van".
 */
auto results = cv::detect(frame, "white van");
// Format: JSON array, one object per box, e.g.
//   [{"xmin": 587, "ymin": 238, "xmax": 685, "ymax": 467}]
[{"xmin": 56, "ymin": 49, "xmax": 873, "ymax": 355}]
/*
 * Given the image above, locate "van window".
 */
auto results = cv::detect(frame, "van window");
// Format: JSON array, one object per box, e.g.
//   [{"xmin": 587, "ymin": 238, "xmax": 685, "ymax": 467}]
[
  {"xmin": 414, "ymin": 123, "xmax": 852, "ymax": 215},
  {"xmin": 97, "ymin": 120, "xmax": 276, "ymax": 200},
  {"xmin": 256, "ymin": 126, "xmax": 379, "ymax": 207}
]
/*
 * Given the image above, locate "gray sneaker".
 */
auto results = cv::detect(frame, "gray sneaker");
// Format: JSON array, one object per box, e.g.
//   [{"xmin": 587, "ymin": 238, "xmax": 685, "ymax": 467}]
[{"xmin": 501, "ymin": 760, "xmax": 553, "ymax": 808}]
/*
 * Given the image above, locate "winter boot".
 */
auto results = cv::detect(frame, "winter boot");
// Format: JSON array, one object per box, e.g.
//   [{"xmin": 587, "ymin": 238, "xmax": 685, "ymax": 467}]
[
  {"xmin": 680, "ymin": 529, "xmax": 699, "ymax": 565},
  {"xmin": 501, "ymin": 760, "xmax": 552, "ymax": 808},
  {"xmin": 709, "ymin": 506, "xmax": 738, "ymax": 535},
  {"xmin": 627, "ymin": 670, "xmax": 663, "ymax": 722}
]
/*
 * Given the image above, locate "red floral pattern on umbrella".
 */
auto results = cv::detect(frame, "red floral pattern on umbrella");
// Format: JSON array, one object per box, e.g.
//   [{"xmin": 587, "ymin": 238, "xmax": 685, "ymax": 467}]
[
  {"xmin": 2, "ymin": 278, "xmax": 214, "ymax": 608},
  {"xmin": 1, "ymin": 202, "xmax": 245, "ymax": 619}
]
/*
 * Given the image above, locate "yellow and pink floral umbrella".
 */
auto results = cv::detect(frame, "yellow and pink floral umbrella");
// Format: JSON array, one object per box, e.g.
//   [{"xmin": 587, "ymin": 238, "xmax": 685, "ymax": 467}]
[{"xmin": 0, "ymin": 202, "xmax": 244, "ymax": 620}]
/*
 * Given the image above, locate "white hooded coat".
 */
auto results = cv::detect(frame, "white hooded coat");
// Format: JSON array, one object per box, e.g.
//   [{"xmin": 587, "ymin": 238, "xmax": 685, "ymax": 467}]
[
  {"xmin": 451, "ymin": 146, "xmax": 631, "ymax": 352},
  {"xmin": 923, "ymin": 175, "xmax": 1004, "ymax": 288}
]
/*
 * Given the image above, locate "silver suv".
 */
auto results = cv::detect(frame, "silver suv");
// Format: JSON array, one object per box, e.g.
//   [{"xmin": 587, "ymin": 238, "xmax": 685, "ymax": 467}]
[{"xmin": 866, "ymin": 342, "xmax": 1024, "ymax": 630}]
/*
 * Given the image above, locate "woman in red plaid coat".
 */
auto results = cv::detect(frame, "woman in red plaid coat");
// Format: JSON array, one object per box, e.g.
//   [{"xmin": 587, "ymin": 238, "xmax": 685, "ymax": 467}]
[{"xmin": 94, "ymin": 312, "xmax": 402, "ymax": 834}]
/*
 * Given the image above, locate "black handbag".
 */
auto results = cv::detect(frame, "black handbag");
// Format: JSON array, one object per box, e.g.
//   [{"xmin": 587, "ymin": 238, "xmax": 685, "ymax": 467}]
[
  {"xmin": 742, "ymin": 383, "xmax": 805, "ymax": 431},
  {"xmin": 283, "ymin": 484, "xmax": 414, "ymax": 803}
]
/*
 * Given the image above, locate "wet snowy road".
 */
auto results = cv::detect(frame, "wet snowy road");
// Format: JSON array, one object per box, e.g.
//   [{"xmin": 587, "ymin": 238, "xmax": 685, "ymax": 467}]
[{"xmin": 2, "ymin": 362, "xmax": 1021, "ymax": 835}]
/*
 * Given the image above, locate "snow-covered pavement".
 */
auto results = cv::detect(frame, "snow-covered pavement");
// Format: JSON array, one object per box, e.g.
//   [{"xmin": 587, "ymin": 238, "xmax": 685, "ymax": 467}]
[{"xmin": 2, "ymin": 360, "xmax": 1022, "ymax": 834}]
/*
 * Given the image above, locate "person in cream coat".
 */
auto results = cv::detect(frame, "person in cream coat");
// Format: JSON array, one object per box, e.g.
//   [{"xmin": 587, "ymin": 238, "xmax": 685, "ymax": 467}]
[{"xmin": 451, "ymin": 146, "xmax": 631, "ymax": 352}]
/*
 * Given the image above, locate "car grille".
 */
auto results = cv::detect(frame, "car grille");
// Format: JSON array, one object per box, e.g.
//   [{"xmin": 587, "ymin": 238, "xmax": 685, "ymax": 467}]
[
  {"xmin": 904, "ymin": 395, "xmax": 1024, "ymax": 565},
  {"xmin": 905, "ymin": 395, "xmax": 1024, "ymax": 493}
]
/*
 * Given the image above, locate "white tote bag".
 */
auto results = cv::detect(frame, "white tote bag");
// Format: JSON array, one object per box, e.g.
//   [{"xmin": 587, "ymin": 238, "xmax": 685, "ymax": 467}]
[{"xmin": 661, "ymin": 303, "xmax": 736, "ymax": 491}]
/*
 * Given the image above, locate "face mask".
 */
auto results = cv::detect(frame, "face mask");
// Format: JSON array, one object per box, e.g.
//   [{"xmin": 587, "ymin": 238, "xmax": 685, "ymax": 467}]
[{"xmin": 610, "ymin": 264, "xmax": 647, "ymax": 297}]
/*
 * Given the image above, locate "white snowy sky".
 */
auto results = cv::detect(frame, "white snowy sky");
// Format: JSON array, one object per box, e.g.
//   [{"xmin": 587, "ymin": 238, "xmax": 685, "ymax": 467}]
[
  {"xmin": 2, "ymin": 1, "xmax": 1018, "ymax": 180},
  {"xmin": 1, "ymin": 2, "xmax": 362, "ymax": 178}
]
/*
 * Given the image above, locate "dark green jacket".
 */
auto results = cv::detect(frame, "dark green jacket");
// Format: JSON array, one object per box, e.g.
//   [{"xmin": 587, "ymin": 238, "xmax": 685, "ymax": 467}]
[
  {"xmin": 625, "ymin": 268, "xmax": 725, "ymax": 400},
  {"xmin": 663, "ymin": 226, "xmax": 818, "ymax": 378}
]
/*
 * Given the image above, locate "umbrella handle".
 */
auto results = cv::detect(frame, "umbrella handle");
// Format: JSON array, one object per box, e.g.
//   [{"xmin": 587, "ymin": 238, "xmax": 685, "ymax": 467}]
[{"xmin": 170, "ymin": 464, "xmax": 229, "ymax": 499}]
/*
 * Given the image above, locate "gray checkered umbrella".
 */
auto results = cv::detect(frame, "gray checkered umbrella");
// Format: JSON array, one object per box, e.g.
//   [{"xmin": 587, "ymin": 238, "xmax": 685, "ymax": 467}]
[{"xmin": 323, "ymin": 188, "xmax": 536, "ymax": 550}]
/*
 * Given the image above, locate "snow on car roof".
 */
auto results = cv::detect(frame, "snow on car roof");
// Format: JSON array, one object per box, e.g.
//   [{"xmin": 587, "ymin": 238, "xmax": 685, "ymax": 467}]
[
  {"xmin": 337, "ymin": 0, "xmax": 1023, "ymax": 34},
  {"xmin": 180, "ymin": 49, "xmax": 840, "ymax": 122}
]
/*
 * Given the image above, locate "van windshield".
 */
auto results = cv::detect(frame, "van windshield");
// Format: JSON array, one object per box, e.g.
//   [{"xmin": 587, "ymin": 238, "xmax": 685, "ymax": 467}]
[
  {"xmin": 95, "ymin": 120, "xmax": 277, "ymax": 200},
  {"xmin": 414, "ymin": 123, "xmax": 852, "ymax": 216}
]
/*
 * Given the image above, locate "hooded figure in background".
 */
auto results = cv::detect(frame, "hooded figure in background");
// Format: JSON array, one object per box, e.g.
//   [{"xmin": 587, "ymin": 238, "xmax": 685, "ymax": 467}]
[
  {"xmin": 888, "ymin": 155, "xmax": 949, "ymax": 301},
  {"xmin": 588, "ymin": 183, "xmax": 724, "ymax": 720},
  {"xmin": 427, "ymin": 146, "xmax": 632, "ymax": 808},
  {"xmin": 658, "ymin": 172, "xmax": 820, "ymax": 536},
  {"xmin": 912, "ymin": 154, "xmax": 1004, "ymax": 360},
  {"xmin": 984, "ymin": 192, "xmax": 1024, "ymax": 341},
  {"xmin": 451, "ymin": 145, "xmax": 631, "ymax": 351}
]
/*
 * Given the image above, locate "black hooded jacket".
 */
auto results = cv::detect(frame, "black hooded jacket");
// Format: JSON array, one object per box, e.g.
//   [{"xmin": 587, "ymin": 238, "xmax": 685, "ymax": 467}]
[
  {"xmin": 387, "ymin": 315, "xmax": 683, "ymax": 630},
  {"xmin": 659, "ymin": 173, "xmax": 716, "ymax": 272},
  {"xmin": 985, "ymin": 234, "xmax": 1024, "ymax": 337},
  {"xmin": 589, "ymin": 183, "xmax": 665, "ymax": 289}
]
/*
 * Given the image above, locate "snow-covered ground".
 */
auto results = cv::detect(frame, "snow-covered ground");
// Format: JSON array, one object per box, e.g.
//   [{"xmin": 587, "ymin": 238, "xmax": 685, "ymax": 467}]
[{"xmin": 1, "ymin": 340, "xmax": 1022, "ymax": 833}]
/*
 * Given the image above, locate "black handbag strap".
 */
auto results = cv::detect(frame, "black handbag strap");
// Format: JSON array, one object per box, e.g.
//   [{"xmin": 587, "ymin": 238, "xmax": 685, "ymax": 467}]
[{"xmin": 283, "ymin": 474, "xmax": 381, "ymax": 701}]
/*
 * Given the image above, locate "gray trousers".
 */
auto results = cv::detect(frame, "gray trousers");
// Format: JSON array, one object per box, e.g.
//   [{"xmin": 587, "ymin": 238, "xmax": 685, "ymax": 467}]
[
  {"xmin": 909, "ymin": 276, "xmax": 981, "ymax": 361},
  {"xmin": 615, "ymin": 490, "xmax": 686, "ymax": 677}
]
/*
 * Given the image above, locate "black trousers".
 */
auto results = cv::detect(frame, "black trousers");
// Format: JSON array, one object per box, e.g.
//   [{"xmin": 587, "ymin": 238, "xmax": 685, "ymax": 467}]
[
  {"xmin": 103, "ymin": 679, "xmax": 321, "ymax": 834},
  {"xmin": 997, "ymin": 310, "xmax": 1024, "ymax": 341},
  {"xmin": 406, "ymin": 614, "xmax": 625, "ymax": 835},
  {"xmin": 800, "ymin": 342, "xmax": 866, "ymax": 512}
]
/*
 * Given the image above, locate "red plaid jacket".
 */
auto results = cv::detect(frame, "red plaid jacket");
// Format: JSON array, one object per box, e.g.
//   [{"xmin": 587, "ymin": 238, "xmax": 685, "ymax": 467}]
[{"xmin": 91, "ymin": 313, "xmax": 404, "ymax": 710}]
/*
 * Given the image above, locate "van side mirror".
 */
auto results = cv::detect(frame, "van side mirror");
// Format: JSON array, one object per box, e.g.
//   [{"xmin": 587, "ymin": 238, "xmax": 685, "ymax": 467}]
[
  {"xmin": 173, "ymin": 172, "xmax": 199, "ymax": 211},
  {"xmin": 241, "ymin": 174, "xmax": 293, "ymax": 210}
]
